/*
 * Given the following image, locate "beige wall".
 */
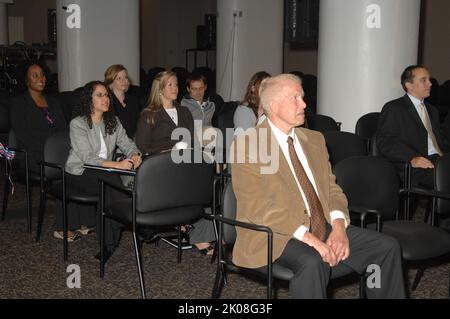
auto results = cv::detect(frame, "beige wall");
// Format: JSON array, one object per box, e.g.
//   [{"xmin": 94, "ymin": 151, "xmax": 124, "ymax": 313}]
[
  {"xmin": 283, "ymin": 43, "xmax": 318, "ymax": 75},
  {"xmin": 7, "ymin": 0, "xmax": 55, "ymax": 44},
  {"xmin": 7, "ymin": 0, "xmax": 56, "ymax": 71},
  {"xmin": 7, "ymin": 0, "xmax": 449, "ymax": 82},
  {"xmin": 140, "ymin": 0, "xmax": 160, "ymax": 71},
  {"xmin": 284, "ymin": 0, "xmax": 450, "ymax": 82},
  {"xmin": 140, "ymin": 0, "xmax": 216, "ymax": 72},
  {"xmin": 422, "ymin": 0, "xmax": 450, "ymax": 83}
]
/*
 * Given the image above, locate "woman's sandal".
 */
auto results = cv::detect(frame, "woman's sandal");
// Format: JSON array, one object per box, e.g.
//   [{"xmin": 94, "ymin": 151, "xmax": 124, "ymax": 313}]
[
  {"xmin": 53, "ymin": 231, "xmax": 81, "ymax": 242},
  {"xmin": 196, "ymin": 244, "xmax": 214, "ymax": 256},
  {"xmin": 77, "ymin": 226, "xmax": 95, "ymax": 235}
]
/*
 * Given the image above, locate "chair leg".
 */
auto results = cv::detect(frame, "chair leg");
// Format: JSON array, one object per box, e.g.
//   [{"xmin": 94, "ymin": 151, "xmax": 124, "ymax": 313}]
[
  {"xmin": 212, "ymin": 262, "xmax": 225, "ymax": 299},
  {"xmin": 62, "ymin": 201, "xmax": 68, "ymax": 262},
  {"xmin": 35, "ymin": 192, "xmax": 46, "ymax": 242},
  {"xmin": 359, "ymin": 274, "xmax": 366, "ymax": 299},
  {"xmin": 177, "ymin": 226, "xmax": 182, "ymax": 263},
  {"xmin": 423, "ymin": 199, "xmax": 432, "ymax": 224},
  {"xmin": 132, "ymin": 231, "xmax": 146, "ymax": 299},
  {"xmin": 403, "ymin": 266, "xmax": 411, "ymax": 298},
  {"xmin": 2, "ymin": 173, "xmax": 10, "ymax": 221},
  {"xmin": 25, "ymin": 177, "xmax": 32, "ymax": 234},
  {"xmin": 411, "ymin": 267, "xmax": 425, "ymax": 291},
  {"xmin": 210, "ymin": 219, "xmax": 219, "ymax": 264},
  {"xmin": 100, "ymin": 213, "xmax": 105, "ymax": 278}
]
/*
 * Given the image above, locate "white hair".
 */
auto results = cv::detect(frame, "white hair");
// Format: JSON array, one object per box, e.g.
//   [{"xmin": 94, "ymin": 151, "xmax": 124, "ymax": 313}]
[{"xmin": 259, "ymin": 74, "xmax": 302, "ymax": 114}]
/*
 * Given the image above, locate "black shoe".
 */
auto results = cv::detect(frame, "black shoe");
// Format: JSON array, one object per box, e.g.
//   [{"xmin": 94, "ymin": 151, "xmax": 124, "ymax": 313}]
[
  {"xmin": 438, "ymin": 217, "xmax": 450, "ymax": 232},
  {"xmin": 137, "ymin": 227, "xmax": 163, "ymax": 243},
  {"xmin": 95, "ymin": 249, "xmax": 114, "ymax": 264}
]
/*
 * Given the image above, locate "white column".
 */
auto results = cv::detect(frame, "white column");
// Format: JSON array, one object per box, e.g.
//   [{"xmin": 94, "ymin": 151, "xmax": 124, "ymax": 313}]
[
  {"xmin": 0, "ymin": 0, "xmax": 13, "ymax": 46},
  {"xmin": 216, "ymin": 0, "xmax": 283, "ymax": 101},
  {"xmin": 317, "ymin": 0, "xmax": 421, "ymax": 132},
  {"xmin": 56, "ymin": 0, "xmax": 140, "ymax": 91}
]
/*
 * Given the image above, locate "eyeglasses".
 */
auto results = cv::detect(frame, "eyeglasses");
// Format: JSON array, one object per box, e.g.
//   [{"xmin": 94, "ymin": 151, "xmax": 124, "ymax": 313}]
[
  {"xmin": 284, "ymin": 94, "xmax": 304, "ymax": 103},
  {"xmin": 95, "ymin": 92, "xmax": 109, "ymax": 98}
]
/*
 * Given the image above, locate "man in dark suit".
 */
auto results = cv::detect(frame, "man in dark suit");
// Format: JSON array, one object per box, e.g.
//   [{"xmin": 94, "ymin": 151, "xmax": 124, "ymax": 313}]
[
  {"xmin": 231, "ymin": 74, "xmax": 405, "ymax": 299},
  {"xmin": 377, "ymin": 65, "xmax": 450, "ymax": 189}
]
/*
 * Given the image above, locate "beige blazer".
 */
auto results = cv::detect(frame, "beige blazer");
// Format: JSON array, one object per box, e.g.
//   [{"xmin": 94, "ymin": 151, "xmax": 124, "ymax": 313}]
[{"xmin": 230, "ymin": 121, "xmax": 350, "ymax": 269}]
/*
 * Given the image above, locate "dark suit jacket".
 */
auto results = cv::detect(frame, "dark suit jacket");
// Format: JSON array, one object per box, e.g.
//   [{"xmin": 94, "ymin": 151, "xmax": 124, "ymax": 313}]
[
  {"xmin": 111, "ymin": 92, "xmax": 143, "ymax": 139},
  {"xmin": 376, "ymin": 94, "xmax": 450, "ymax": 163},
  {"xmin": 134, "ymin": 105, "xmax": 194, "ymax": 156},
  {"xmin": 10, "ymin": 91, "xmax": 67, "ymax": 173}
]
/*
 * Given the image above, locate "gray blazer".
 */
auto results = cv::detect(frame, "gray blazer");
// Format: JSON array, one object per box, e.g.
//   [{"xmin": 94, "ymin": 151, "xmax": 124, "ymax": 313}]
[{"xmin": 66, "ymin": 116, "xmax": 140, "ymax": 175}]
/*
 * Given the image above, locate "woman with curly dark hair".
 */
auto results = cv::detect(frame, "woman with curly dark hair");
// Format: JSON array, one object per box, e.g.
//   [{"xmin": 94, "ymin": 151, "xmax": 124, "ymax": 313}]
[{"xmin": 59, "ymin": 81, "xmax": 142, "ymax": 261}]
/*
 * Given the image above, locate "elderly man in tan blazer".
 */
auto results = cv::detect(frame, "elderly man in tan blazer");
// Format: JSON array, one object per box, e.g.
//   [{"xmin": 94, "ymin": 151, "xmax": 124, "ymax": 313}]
[{"xmin": 230, "ymin": 74, "xmax": 405, "ymax": 299}]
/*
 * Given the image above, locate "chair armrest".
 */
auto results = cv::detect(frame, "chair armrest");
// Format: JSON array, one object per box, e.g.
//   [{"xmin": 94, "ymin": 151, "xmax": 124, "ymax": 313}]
[
  {"xmin": 348, "ymin": 205, "xmax": 381, "ymax": 231},
  {"xmin": 7, "ymin": 146, "xmax": 27, "ymax": 154},
  {"xmin": 212, "ymin": 213, "xmax": 275, "ymax": 298},
  {"xmin": 83, "ymin": 164, "xmax": 137, "ymax": 176},
  {"xmin": 402, "ymin": 187, "xmax": 450, "ymax": 200},
  {"xmin": 211, "ymin": 214, "xmax": 273, "ymax": 234},
  {"xmin": 98, "ymin": 175, "xmax": 133, "ymax": 193},
  {"xmin": 40, "ymin": 161, "xmax": 64, "ymax": 170}
]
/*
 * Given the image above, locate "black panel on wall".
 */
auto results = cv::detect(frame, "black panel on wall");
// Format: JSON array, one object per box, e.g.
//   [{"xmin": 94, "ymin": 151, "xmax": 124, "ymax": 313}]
[
  {"xmin": 285, "ymin": 0, "xmax": 320, "ymax": 45},
  {"xmin": 47, "ymin": 9, "xmax": 57, "ymax": 47},
  {"xmin": 196, "ymin": 14, "xmax": 216, "ymax": 50}
]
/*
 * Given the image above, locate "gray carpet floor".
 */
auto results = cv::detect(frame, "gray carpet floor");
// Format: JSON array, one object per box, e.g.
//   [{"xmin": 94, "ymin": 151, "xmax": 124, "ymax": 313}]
[{"xmin": 0, "ymin": 177, "xmax": 449, "ymax": 299}]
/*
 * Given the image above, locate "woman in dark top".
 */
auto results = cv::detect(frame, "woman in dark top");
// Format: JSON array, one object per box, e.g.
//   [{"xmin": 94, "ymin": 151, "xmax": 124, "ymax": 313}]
[
  {"xmin": 10, "ymin": 62, "xmax": 67, "ymax": 174},
  {"xmin": 135, "ymin": 71, "xmax": 216, "ymax": 255},
  {"xmin": 135, "ymin": 71, "xmax": 194, "ymax": 155},
  {"xmin": 104, "ymin": 64, "xmax": 142, "ymax": 139}
]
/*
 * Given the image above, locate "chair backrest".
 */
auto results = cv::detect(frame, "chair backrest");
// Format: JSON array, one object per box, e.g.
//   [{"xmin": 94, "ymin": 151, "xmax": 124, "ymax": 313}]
[
  {"xmin": 171, "ymin": 66, "xmax": 190, "ymax": 101},
  {"xmin": 135, "ymin": 150, "xmax": 215, "ymax": 213},
  {"xmin": 7, "ymin": 128, "xmax": 18, "ymax": 148},
  {"xmin": 334, "ymin": 156, "xmax": 399, "ymax": 220},
  {"xmin": 306, "ymin": 114, "xmax": 340, "ymax": 133},
  {"xmin": 43, "ymin": 130, "xmax": 71, "ymax": 180},
  {"xmin": 0, "ymin": 92, "xmax": 10, "ymax": 134},
  {"xmin": 214, "ymin": 101, "xmax": 239, "ymax": 162},
  {"xmin": 435, "ymin": 153, "xmax": 450, "ymax": 215},
  {"xmin": 370, "ymin": 133, "xmax": 381, "ymax": 156},
  {"xmin": 57, "ymin": 91, "xmax": 79, "ymax": 124},
  {"xmin": 323, "ymin": 131, "xmax": 367, "ymax": 166},
  {"xmin": 221, "ymin": 180, "xmax": 237, "ymax": 244},
  {"xmin": 210, "ymin": 93, "xmax": 225, "ymax": 123},
  {"xmin": 355, "ymin": 112, "xmax": 380, "ymax": 141}
]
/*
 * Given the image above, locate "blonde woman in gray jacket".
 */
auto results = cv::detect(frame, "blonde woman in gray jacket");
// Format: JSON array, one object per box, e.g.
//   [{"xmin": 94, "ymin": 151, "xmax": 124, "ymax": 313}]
[{"xmin": 57, "ymin": 81, "xmax": 142, "ymax": 262}]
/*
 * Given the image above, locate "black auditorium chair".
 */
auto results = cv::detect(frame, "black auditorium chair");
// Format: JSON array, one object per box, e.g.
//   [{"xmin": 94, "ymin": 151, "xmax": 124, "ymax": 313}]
[
  {"xmin": 211, "ymin": 180, "xmax": 363, "ymax": 299},
  {"xmin": 0, "ymin": 91, "xmax": 10, "ymax": 144},
  {"xmin": 306, "ymin": 114, "xmax": 341, "ymax": 133},
  {"xmin": 355, "ymin": 112, "xmax": 380, "ymax": 154},
  {"xmin": 334, "ymin": 156, "xmax": 450, "ymax": 295},
  {"xmin": 429, "ymin": 154, "xmax": 450, "ymax": 228},
  {"xmin": 323, "ymin": 131, "xmax": 367, "ymax": 167},
  {"xmin": 171, "ymin": 66, "xmax": 190, "ymax": 102},
  {"xmin": 2, "ymin": 129, "xmax": 36, "ymax": 233},
  {"xmin": 100, "ymin": 150, "xmax": 215, "ymax": 298},
  {"xmin": 36, "ymin": 130, "xmax": 99, "ymax": 261},
  {"xmin": 214, "ymin": 101, "xmax": 239, "ymax": 165}
]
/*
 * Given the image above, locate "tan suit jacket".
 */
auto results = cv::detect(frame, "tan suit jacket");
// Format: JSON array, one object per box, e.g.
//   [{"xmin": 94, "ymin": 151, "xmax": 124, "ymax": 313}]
[{"xmin": 230, "ymin": 121, "xmax": 350, "ymax": 269}]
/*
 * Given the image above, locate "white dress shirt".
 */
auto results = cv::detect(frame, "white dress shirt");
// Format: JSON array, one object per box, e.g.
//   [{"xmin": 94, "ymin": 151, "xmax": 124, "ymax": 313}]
[
  {"xmin": 267, "ymin": 119, "xmax": 347, "ymax": 241},
  {"xmin": 165, "ymin": 107, "xmax": 178, "ymax": 126}
]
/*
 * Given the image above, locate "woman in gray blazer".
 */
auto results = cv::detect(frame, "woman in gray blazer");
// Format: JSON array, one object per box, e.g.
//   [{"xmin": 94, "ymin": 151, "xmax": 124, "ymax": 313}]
[{"xmin": 57, "ymin": 81, "xmax": 142, "ymax": 261}]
